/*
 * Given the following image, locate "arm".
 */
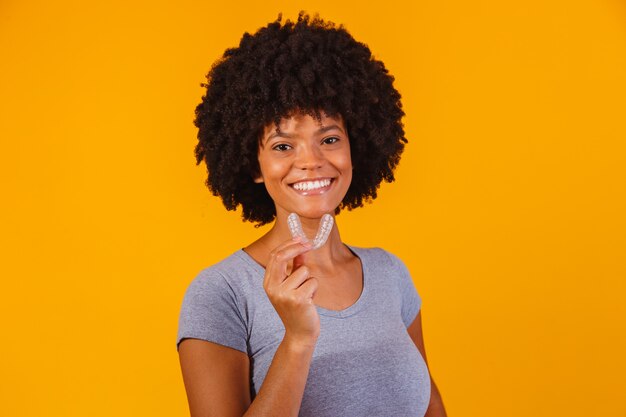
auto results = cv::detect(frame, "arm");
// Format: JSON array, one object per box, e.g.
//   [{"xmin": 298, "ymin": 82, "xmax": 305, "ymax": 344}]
[
  {"xmin": 178, "ymin": 339, "xmax": 250, "ymax": 417},
  {"xmin": 178, "ymin": 336, "xmax": 314, "ymax": 417},
  {"xmin": 407, "ymin": 310, "xmax": 448, "ymax": 417},
  {"xmin": 178, "ymin": 237, "xmax": 319, "ymax": 417}
]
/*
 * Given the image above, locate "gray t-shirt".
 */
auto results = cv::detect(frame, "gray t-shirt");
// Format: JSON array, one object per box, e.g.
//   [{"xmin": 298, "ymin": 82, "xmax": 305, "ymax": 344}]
[{"xmin": 176, "ymin": 245, "xmax": 431, "ymax": 416}]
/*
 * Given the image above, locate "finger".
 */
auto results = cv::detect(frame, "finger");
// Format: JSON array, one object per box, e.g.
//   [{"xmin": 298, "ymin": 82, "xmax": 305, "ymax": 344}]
[
  {"xmin": 265, "ymin": 240, "xmax": 312, "ymax": 288},
  {"xmin": 267, "ymin": 241, "xmax": 311, "ymax": 281},
  {"xmin": 270, "ymin": 236, "xmax": 307, "ymax": 255},
  {"xmin": 296, "ymin": 277, "xmax": 319, "ymax": 301},
  {"xmin": 280, "ymin": 265, "xmax": 311, "ymax": 291},
  {"xmin": 292, "ymin": 252, "xmax": 308, "ymax": 271}
]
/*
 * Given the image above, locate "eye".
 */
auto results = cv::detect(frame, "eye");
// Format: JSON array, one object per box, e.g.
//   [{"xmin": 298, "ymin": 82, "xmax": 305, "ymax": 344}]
[
  {"xmin": 322, "ymin": 136, "xmax": 340, "ymax": 145},
  {"xmin": 272, "ymin": 143, "xmax": 292, "ymax": 152}
]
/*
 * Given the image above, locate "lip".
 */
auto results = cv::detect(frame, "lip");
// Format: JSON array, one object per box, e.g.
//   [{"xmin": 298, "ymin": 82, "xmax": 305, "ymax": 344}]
[
  {"xmin": 288, "ymin": 177, "xmax": 335, "ymax": 196},
  {"xmin": 289, "ymin": 177, "xmax": 334, "ymax": 185}
]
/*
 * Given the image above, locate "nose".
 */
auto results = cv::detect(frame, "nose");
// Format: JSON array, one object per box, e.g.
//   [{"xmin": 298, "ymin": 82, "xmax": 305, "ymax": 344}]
[{"xmin": 295, "ymin": 143, "xmax": 324, "ymax": 170}]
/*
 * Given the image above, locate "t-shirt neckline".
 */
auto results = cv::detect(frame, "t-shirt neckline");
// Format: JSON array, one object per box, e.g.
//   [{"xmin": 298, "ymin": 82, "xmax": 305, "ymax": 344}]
[{"xmin": 235, "ymin": 244, "xmax": 369, "ymax": 318}]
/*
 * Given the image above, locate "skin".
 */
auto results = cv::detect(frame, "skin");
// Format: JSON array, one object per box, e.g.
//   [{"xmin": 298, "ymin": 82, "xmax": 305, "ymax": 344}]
[{"xmin": 178, "ymin": 111, "xmax": 447, "ymax": 417}]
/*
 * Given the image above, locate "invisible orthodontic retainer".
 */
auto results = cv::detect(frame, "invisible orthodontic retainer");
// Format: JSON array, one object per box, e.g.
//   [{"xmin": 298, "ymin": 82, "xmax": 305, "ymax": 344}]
[{"xmin": 287, "ymin": 213, "xmax": 334, "ymax": 250}]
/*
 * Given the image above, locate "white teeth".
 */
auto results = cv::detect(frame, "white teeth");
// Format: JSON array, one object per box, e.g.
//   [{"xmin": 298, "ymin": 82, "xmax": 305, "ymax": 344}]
[{"xmin": 292, "ymin": 179, "xmax": 331, "ymax": 191}]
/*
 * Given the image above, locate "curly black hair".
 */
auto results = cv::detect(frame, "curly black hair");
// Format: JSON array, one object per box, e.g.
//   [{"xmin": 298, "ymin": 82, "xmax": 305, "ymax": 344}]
[{"xmin": 193, "ymin": 11, "xmax": 407, "ymax": 226}]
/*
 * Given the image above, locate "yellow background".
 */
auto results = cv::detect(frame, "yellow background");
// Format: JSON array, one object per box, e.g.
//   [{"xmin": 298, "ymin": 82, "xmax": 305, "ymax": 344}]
[{"xmin": 1, "ymin": 0, "xmax": 625, "ymax": 415}]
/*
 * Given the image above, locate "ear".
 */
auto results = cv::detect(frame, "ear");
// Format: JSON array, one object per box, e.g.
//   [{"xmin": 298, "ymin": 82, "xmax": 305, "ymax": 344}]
[{"xmin": 253, "ymin": 174, "xmax": 264, "ymax": 183}]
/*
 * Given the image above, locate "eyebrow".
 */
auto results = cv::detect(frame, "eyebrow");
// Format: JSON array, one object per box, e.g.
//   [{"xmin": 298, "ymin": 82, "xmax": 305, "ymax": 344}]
[{"xmin": 265, "ymin": 124, "xmax": 344, "ymax": 142}]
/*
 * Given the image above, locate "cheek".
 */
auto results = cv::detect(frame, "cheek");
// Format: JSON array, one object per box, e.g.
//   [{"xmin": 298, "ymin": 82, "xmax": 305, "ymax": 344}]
[
  {"xmin": 342, "ymin": 152, "xmax": 353, "ymax": 188},
  {"xmin": 339, "ymin": 150, "xmax": 353, "ymax": 173},
  {"xmin": 260, "ymin": 159, "xmax": 286, "ymax": 179},
  {"xmin": 257, "ymin": 156, "xmax": 291, "ymax": 194},
  {"xmin": 344, "ymin": 165, "xmax": 353, "ymax": 187},
  {"xmin": 336, "ymin": 152, "xmax": 353, "ymax": 187}
]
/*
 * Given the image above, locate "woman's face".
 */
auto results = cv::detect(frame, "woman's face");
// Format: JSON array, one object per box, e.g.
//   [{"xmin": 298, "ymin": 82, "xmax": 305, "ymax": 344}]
[{"xmin": 255, "ymin": 111, "xmax": 352, "ymax": 220}]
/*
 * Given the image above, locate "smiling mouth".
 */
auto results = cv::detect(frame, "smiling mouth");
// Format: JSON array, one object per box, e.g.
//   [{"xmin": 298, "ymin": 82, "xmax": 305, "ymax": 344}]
[{"xmin": 289, "ymin": 178, "xmax": 334, "ymax": 195}]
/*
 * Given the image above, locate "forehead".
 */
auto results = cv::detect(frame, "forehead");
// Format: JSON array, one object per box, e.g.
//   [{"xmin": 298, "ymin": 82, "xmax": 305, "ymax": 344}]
[{"xmin": 262, "ymin": 112, "xmax": 345, "ymax": 138}]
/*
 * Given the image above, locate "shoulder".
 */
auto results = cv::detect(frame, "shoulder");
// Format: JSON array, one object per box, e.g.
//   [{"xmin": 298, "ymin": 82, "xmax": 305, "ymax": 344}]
[
  {"xmin": 348, "ymin": 245, "xmax": 414, "ymax": 292},
  {"xmin": 347, "ymin": 245, "xmax": 407, "ymax": 271},
  {"xmin": 183, "ymin": 250, "xmax": 259, "ymax": 297},
  {"xmin": 178, "ymin": 250, "xmax": 257, "ymax": 328},
  {"xmin": 177, "ymin": 251, "xmax": 254, "ymax": 353}
]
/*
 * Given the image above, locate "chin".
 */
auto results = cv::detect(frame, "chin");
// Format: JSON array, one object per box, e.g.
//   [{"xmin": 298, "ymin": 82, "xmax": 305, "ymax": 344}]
[{"xmin": 287, "ymin": 206, "xmax": 337, "ymax": 220}]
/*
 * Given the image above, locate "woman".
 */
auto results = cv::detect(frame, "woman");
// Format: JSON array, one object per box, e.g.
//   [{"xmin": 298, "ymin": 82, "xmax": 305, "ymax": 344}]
[{"xmin": 177, "ymin": 12, "xmax": 447, "ymax": 417}]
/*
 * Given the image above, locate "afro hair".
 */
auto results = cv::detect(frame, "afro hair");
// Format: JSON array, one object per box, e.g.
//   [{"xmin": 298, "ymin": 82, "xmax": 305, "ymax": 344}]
[{"xmin": 194, "ymin": 11, "xmax": 407, "ymax": 226}]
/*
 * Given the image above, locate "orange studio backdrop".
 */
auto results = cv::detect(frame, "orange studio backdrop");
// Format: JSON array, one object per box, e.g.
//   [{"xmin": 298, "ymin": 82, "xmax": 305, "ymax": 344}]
[{"xmin": 1, "ymin": 0, "xmax": 625, "ymax": 416}]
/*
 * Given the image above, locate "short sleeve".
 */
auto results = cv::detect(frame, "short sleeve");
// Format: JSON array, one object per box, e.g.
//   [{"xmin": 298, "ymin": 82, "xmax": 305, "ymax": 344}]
[
  {"xmin": 176, "ymin": 268, "xmax": 248, "ymax": 353},
  {"xmin": 387, "ymin": 252, "xmax": 422, "ymax": 328}
]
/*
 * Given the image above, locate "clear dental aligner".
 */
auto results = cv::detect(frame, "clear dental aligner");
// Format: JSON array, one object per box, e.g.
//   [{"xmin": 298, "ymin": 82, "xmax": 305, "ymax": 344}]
[
  {"xmin": 287, "ymin": 212, "xmax": 308, "ymax": 242},
  {"xmin": 287, "ymin": 213, "xmax": 334, "ymax": 250}
]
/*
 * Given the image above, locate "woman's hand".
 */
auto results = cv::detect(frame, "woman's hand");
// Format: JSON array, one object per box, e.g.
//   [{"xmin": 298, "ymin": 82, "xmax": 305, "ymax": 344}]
[{"xmin": 263, "ymin": 237, "xmax": 320, "ymax": 348}]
